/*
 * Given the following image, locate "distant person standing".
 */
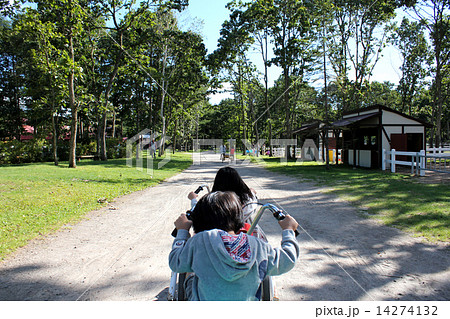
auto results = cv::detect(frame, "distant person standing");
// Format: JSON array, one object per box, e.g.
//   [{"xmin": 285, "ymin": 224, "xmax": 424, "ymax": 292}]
[
  {"xmin": 220, "ymin": 144, "xmax": 227, "ymax": 161},
  {"xmin": 150, "ymin": 139, "xmax": 156, "ymax": 158}
]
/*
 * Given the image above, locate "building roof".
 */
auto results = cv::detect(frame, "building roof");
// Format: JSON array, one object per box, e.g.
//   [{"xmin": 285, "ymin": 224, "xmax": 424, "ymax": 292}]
[
  {"xmin": 342, "ymin": 104, "xmax": 432, "ymax": 127},
  {"xmin": 292, "ymin": 121, "xmax": 324, "ymax": 135},
  {"xmin": 330, "ymin": 112, "xmax": 380, "ymax": 128}
]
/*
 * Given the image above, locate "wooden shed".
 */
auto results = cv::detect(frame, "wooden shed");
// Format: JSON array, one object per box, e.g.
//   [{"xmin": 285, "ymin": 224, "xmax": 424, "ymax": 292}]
[
  {"xmin": 293, "ymin": 120, "xmax": 338, "ymax": 161},
  {"xmin": 330, "ymin": 105, "xmax": 431, "ymax": 169}
]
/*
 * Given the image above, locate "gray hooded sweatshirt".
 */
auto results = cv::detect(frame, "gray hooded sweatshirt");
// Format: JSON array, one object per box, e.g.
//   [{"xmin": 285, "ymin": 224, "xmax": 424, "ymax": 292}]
[{"xmin": 169, "ymin": 228, "xmax": 299, "ymax": 301}]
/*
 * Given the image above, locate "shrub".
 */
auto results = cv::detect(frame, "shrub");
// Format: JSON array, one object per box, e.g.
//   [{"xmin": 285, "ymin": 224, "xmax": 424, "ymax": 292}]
[
  {"xmin": 106, "ymin": 138, "xmax": 126, "ymax": 159},
  {"xmin": 77, "ymin": 141, "xmax": 97, "ymax": 156},
  {"xmin": 0, "ymin": 139, "xmax": 50, "ymax": 164}
]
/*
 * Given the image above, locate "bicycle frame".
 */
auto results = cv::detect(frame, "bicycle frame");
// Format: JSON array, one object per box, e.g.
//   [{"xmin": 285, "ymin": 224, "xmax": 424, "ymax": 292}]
[{"xmin": 247, "ymin": 203, "xmax": 283, "ymax": 235}]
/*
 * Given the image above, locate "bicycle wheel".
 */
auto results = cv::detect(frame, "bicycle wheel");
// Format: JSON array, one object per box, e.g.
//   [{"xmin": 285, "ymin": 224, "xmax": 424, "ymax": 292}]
[
  {"xmin": 177, "ymin": 273, "xmax": 186, "ymax": 301},
  {"xmin": 261, "ymin": 276, "xmax": 273, "ymax": 301}
]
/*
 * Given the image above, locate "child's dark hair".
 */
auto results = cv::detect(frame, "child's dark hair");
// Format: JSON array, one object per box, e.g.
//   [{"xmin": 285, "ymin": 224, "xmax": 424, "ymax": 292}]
[
  {"xmin": 190, "ymin": 191, "xmax": 244, "ymax": 233},
  {"xmin": 211, "ymin": 167, "xmax": 253, "ymax": 206}
]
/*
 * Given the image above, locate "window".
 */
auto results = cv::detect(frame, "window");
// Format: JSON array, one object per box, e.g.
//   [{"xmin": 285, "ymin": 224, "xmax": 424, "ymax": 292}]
[{"xmin": 364, "ymin": 136, "xmax": 370, "ymax": 146}]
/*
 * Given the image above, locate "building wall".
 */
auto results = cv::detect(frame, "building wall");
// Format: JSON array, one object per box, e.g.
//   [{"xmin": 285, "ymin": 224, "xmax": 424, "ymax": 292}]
[
  {"xmin": 382, "ymin": 110, "xmax": 422, "ymax": 125},
  {"xmin": 348, "ymin": 150, "xmax": 372, "ymax": 168},
  {"xmin": 381, "ymin": 110, "xmax": 425, "ymax": 152}
]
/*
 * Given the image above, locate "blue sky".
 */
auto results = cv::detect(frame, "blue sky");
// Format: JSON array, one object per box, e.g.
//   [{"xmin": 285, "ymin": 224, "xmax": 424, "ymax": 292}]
[
  {"xmin": 178, "ymin": 0, "xmax": 402, "ymax": 104},
  {"xmin": 179, "ymin": 0, "xmax": 232, "ymax": 54}
]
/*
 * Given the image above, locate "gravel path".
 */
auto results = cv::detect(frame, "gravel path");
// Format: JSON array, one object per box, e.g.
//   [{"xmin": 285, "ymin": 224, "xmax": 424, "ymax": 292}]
[{"xmin": 0, "ymin": 152, "xmax": 448, "ymax": 301}]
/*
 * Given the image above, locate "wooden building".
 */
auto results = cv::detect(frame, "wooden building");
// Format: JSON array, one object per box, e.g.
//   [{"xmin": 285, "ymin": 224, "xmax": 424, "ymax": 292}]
[{"xmin": 330, "ymin": 105, "xmax": 431, "ymax": 169}]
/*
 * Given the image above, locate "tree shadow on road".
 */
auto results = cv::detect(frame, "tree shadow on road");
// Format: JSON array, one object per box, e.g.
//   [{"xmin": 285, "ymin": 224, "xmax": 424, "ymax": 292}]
[
  {"xmin": 0, "ymin": 263, "xmax": 172, "ymax": 301},
  {"xmin": 234, "ymin": 163, "xmax": 450, "ymax": 301}
]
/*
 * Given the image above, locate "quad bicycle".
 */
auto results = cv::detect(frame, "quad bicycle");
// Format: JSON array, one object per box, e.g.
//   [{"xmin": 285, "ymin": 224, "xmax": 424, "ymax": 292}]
[
  {"xmin": 168, "ymin": 186, "xmax": 299, "ymax": 301},
  {"xmin": 220, "ymin": 151, "xmax": 234, "ymax": 162},
  {"xmin": 168, "ymin": 184, "xmax": 209, "ymax": 301}
]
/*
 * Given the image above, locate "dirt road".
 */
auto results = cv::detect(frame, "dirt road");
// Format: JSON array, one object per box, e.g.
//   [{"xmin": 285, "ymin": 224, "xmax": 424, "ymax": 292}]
[{"xmin": 0, "ymin": 152, "xmax": 448, "ymax": 301}]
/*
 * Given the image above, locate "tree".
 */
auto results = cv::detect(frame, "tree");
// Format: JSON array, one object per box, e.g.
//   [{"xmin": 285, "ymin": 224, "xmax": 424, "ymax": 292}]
[
  {"xmin": 27, "ymin": 0, "xmax": 88, "ymax": 168},
  {"xmin": 327, "ymin": 0, "xmax": 398, "ymax": 112},
  {"xmin": 0, "ymin": 17, "xmax": 22, "ymax": 141},
  {"xmin": 268, "ymin": 0, "xmax": 318, "ymax": 157},
  {"xmin": 0, "ymin": 0, "xmax": 17, "ymax": 16},
  {"xmin": 391, "ymin": 17, "xmax": 430, "ymax": 115},
  {"xmin": 95, "ymin": 0, "xmax": 148, "ymax": 161},
  {"xmin": 95, "ymin": 0, "xmax": 190, "ymax": 160},
  {"xmin": 243, "ymin": 0, "xmax": 276, "ymax": 155},
  {"xmin": 13, "ymin": 8, "xmax": 69, "ymax": 164},
  {"xmin": 363, "ymin": 81, "xmax": 401, "ymax": 108},
  {"xmin": 403, "ymin": 0, "xmax": 450, "ymax": 146},
  {"xmin": 209, "ymin": 6, "xmax": 255, "ymax": 152}
]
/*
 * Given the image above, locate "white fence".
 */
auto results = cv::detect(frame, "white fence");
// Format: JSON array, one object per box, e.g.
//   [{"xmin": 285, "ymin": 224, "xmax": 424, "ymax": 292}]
[
  {"xmin": 382, "ymin": 147, "xmax": 450, "ymax": 176},
  {"xmin": 427, "ymin": 146, "xmax": 450, "ymax": 156},
  {"xmin": 425, "ymin": 147, "xmax": 450, "ymax": 173}
]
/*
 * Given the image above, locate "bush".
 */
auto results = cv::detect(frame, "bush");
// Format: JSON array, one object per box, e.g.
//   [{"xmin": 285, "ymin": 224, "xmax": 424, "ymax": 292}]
[
  {"xmin": 0, "ymin": 138, "xmax": 127, "ymax": 164},
  {"xmin": 77, "ymin": 141, "xmax": 97, "ymax": 156},
  {"xmin": 0, "ymin": 139, "xmax": 50, "ymax": 164},
  {"xmin": 106, "ymin": 138, "xmax": 126, "ymax": 159}
]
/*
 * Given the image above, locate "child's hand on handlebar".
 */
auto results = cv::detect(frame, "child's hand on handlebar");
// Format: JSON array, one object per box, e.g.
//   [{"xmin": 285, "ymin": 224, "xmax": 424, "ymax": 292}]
[
  {"xmin": 188, "ymin": 192, "xmax": 198, "ymax": 200},
  {"xmin": 174, "ymin": 213, "xmax": 193, "ymax": 231},
  {"xmin": 278, "ymin": 215, "xmax": 299, "ymax": 232}
]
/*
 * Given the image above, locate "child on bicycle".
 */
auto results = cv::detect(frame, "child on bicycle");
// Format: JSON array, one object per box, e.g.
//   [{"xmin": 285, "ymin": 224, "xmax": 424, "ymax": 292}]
[
  {"xmin": 169, "ymin": 191, "xmax": 299, "ymax": 301},
  {"xmin": 188, "ymin": 166, "xmax": 258, "ymax": 218}
]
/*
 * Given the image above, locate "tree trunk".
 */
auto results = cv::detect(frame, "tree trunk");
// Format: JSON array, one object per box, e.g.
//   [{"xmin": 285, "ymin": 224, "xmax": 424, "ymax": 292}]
[
  {"xmin": 52, "ymin": 112, "xmax": 59, "ymax": 166},
  {"xmin": 434, "ymin": 59, "xmax": 443, "ymax": 147},
  {"xmin": 112, "ymin": 109, "xmax": 116, "ymax": 138},
  {"xmin": 68, "ymin": 29, "xmax": 77, "ymax": 168},
  {"xmin": 100, "ymin": 61, "xmax": 120, "ymax": 161},
  {"xmin": 283, "ymin": 66, "xmax": 292, "ymax": 159},
  {"xmin": 323, "ymin": 23, "xmax": 330, "ymax": 170},
  {"xmin": 173, "ymin": 118, "xmax": 178, "ymax": 154}
]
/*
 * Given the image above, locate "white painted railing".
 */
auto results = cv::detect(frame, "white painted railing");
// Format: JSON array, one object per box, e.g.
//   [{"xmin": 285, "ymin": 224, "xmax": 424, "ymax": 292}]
[
  {"xmin": 382, "ymin": 149, "xmax": 426, "ymax": 176},
  {"xmin": 427, "ymin": 147, "xmax": 450, "ymax": 157},
  {"xmin": 383, "ymin": 148, "xmax": 450, "ymax": 175}
]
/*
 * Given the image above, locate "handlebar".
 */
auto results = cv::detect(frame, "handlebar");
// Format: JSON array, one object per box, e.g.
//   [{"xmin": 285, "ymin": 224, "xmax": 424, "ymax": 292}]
[
  {"xmin": 171, "ymin": 210, "xmax": 192, "ymax": 237},
  {"xmin": 194, "ymin": 184, "xmax": 210, "ymax": 194},
  {"xmin": 172, "ymin": 190, "xmax": 299, "ymax": 238},
  {"xmin": 171, "ymin": 184, "xmax": 210, "ymax": 237},
  {"xmin": 248, "ymin": 203, "xmax": 300, "ymax": 237}
]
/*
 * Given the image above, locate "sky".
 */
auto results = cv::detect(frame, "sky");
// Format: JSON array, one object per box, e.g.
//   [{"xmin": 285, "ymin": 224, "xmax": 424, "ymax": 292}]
[{"xmin": 178, "ymin": 0, "xmax": 403, "ymax": 105}]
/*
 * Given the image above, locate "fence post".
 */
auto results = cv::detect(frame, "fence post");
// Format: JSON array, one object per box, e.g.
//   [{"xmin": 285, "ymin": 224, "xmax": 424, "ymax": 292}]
[
  {"xmin": 419, "ymin": 150, "xmax": 425, "ymax": 176},
  {"xmin": 382, "ymin": 149, "xmax": 386, "ymax": 171},
  {"xmin": 391, "ymin": 149, "xmax": 396, "ymax": 173}
]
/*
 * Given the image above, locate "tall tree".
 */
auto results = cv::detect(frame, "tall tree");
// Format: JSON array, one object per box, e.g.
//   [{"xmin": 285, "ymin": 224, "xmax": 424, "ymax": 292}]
[
  {"xmin": 14, "ymin": 8, "xmax": 69, "ymax": 164},
  {"xmin": 404, "ymin": 0, "xmax": 450, "ymax": 146},
  {"xmin": 209, "ymin": 6, "xmax": 255, "ymax": 151},
  {"xmin": 268, "ymin": 0, "xmax": 317, "ymax": 157},
  {"xmin": 327, "ymin": 0, "xmax": 397, "ymax": 112},
  {"xmin": 0, "ymin": 17, "xmax": 22, "ymax": 141},
  {"xmin": 244, "ymin": 0, "xmax": 276, "ymax": 155},
  {"xmin": 95, "ymin": 0, "xmax": 189, "ymax": 160},
  {"xmin": 391, "ymin": 17, "xmax": 430, "ymax": 115},
  {"xmin": 21, "ymin": 0, "xmax": 87, "ymax": 168}
]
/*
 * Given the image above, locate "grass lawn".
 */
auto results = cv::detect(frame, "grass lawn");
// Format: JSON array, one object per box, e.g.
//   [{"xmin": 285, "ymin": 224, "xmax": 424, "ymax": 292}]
[
  {"xmin": 248, "ymin": 155, "xmax": 449, "ymax": 243},
  {"xmin": 0, "ymin": 152, "xmax": 192, "ymax": 260}
]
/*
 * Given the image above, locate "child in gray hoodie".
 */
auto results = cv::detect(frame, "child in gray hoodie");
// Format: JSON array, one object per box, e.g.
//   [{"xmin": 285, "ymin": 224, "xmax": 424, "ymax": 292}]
[{"xmin": 169, "ymin": 191, "xmax": 300, "ymax": 301}]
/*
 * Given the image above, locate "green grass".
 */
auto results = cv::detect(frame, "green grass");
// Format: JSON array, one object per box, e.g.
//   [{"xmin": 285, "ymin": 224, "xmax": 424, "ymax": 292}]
[
  {"xmin": 253, "ymin": 156, "xmax": 449, "ymax": 243},
  {"xmin": 0, "ymin": 152, "xmax": 192, "ymax": 260}
]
